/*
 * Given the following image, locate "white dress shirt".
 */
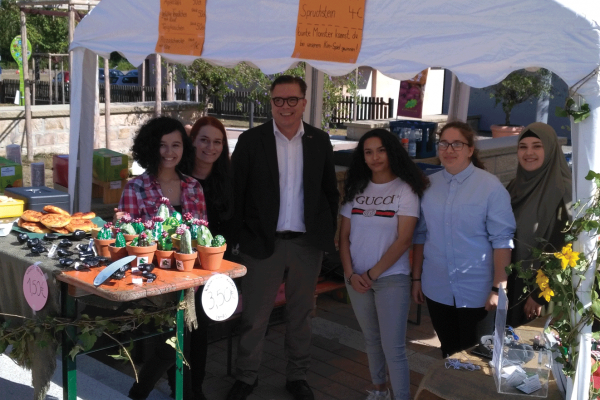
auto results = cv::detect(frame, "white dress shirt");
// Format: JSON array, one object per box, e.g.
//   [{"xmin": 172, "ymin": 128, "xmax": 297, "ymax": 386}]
[{"xmin": 273, "ymin": 120, "xmax": 305, "ymax": 232}]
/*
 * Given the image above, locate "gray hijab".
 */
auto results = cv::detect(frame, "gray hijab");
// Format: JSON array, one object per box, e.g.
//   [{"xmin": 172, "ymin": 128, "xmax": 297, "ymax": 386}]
[{"xmin": 506, "ymin": 122, "xmax": 572, "ymax": 267}]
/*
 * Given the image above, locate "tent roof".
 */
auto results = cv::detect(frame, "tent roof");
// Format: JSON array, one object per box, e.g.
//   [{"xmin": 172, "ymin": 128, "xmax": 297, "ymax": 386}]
[{"xmin": 71, "ymin": 0, "xmax": 600, "ymax": 89}]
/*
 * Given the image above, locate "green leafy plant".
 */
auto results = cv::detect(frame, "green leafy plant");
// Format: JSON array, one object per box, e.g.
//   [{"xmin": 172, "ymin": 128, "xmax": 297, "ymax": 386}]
[
  {"xmin": 489, "ymin": 68, "xmax": 553, "ymax": 126},
  {"xmin": 555, "ymin": 97, "xmax": 591, "ymax": 123},
  {"xmin": 507, "ymin": 170, "xmax": 600, "ymax": 396}
]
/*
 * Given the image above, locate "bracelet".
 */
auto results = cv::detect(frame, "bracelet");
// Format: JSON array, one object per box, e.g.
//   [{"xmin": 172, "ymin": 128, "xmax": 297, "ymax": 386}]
[
  {"xmin": 346, "ymin": 273, "xmax": 355, "ymax": 285},
  {"xmin": 411, "ymin": 278, "xmax": 421, "ymax": 282},
  {"xmin": 366, "ymin": 269, "xmax": 375, "ymax": 280},
  {"xmin": 491, "ymin": 286, "xmax": 499, "ymax": 293}
]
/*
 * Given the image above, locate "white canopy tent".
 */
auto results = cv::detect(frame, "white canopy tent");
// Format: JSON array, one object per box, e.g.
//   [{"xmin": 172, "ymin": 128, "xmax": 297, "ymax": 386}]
[{"xmin": 70, "ymin": 1, "xmax": 599, "ymax": 398}]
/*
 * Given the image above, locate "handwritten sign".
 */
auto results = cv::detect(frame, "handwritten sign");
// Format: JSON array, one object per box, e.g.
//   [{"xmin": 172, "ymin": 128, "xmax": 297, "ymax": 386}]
[
  {"xmin": 23, "ymin": 263, "xmax": 48, "ymax": 311},
  {"xmin": 155, "ymin": 0, "xmax": 206, "ymax": 56},
  {"xmin": 201, "ymin": 274, "xmax": 238, "ymax": 321},
  {"xmin": 292, "ymin": 0, "xmax": 366, "ymax": 63}
]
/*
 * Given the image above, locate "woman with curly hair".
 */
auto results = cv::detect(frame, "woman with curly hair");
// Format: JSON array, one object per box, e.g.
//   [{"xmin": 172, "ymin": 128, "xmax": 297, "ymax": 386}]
[
  {"xmin": 339, "ymin": 129, "xmax": 429, "ymax": 400},
  {"xmin": 121, "ymin": 116, "xmax": 207, "ymax": 400},
  {"xmin": 117, "ymin": 116, "xmax": 206, "ymax": 220},
  {"xmin": 411, "ymin": 121, "xmax": 516, "ymax": 358}
]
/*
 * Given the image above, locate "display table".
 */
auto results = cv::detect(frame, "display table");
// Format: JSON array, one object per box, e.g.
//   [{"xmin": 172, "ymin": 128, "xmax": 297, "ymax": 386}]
[
  {"xmin": 414, "ymin": 319, "xmax": 563, "ymax": 400},
  {"xmin": 0, "ymin": 232, "xmax": 246, "ymax": 400}
]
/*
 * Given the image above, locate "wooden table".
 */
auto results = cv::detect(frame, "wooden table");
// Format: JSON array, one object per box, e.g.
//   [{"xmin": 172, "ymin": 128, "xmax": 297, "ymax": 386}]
[
  {"xmin": 56, "ymin": 259, "xmax": 246, "ymax": 400},
  {"xmin": 414, "ymin": 319, "xmax": 563, "ymax": 400}
]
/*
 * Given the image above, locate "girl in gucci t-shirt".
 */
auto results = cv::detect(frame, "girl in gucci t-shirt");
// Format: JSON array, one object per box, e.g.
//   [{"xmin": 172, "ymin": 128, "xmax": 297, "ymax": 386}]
[{"xmin": 339, "ymin": 129, "xmax": 429, "ymax": 400}]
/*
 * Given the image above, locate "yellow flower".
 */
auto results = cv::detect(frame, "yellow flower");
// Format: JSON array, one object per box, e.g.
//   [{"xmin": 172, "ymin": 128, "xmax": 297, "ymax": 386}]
[
  {"xmin": 554, "ymin": 244, "xmax": 580, "ymax": 269},
  {"xmin": 536, "ymin": 269, "xmax": 549, "ymax": 290},
  {"xmin": 539, "ymin": 286, "xmax": 555, "ymax": 302}
]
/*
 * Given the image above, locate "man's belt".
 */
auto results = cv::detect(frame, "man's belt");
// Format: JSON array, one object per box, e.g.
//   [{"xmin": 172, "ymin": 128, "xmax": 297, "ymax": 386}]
[{"xmin": 274, "ymin": 231, "xmax": 305, "ymax": 240}]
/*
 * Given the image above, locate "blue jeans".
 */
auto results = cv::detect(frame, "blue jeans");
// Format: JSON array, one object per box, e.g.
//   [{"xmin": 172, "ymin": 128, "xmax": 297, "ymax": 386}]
[{"xmin": 346, "ymin": 273, "xmax": 411, "ymax": 400}]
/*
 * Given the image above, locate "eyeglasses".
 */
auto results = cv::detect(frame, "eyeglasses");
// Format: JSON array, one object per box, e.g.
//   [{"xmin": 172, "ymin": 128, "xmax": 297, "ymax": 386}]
[
  {"xmin": 437, "ymin": 141, "xmax": 468, "ymax": 151},
  {"xmin": 271, "ymin": 97, "xmax": 304, "ymax": 107}
]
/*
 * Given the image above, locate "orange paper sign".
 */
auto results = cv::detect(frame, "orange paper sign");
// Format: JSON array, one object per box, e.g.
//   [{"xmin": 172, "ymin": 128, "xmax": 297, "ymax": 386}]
[
  {"xmin": 292, "ymin": 0, "xmax": 366, "ymax": 64},
  {"xmin": 156, "ymin": 0, "xmax": 206, "ymax": 56}
]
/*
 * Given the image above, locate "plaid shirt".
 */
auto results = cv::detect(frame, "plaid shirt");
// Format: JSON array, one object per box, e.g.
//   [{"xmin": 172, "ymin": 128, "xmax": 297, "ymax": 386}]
[{"xmin": 118, "ymin": 172, "xmax": 206, "ymax": 220}]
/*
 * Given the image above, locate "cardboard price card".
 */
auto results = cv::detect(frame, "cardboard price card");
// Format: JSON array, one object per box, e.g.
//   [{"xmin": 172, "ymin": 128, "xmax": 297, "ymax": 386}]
[
  {"xmin": 292, "ymin": 0, "xmax": 366, "ymax": 64},
  {"xmin": 155, "ymin": 0, "xmax": 206, "ymax": 56}
]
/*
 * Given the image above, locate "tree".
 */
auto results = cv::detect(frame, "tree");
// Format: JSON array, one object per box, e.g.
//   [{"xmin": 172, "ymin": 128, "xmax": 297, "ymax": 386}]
[{"xmin": 180, "ymin": 60, "xmax": 237, "ymax": 116}]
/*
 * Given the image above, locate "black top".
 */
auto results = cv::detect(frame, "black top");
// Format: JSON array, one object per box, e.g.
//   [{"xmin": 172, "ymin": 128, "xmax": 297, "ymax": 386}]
[
  {"xmin": 194, "ymin": 177, "xmax": 233, "ymax": 253},
  {"xmin": 172, "ymin": 205, "xmax": 183, "ymax": 215}
]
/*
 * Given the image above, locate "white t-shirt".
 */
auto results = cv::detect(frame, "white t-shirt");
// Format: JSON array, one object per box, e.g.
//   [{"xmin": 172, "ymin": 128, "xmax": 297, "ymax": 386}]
[{"xmin": 340, "ymin": 178, "xmax": 420, "ymax": 278}]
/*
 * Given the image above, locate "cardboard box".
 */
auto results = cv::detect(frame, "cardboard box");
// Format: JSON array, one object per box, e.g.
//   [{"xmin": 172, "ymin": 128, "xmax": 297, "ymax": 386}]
[
  {"xmin": 0, "ymin": 156, "xmax": 23, "ymax": 193},
  {"xmin": 53, "ymin": 154, "xmax": 69, "ymax": 187},
  {"xmin": 93, "ymin": 148, "xmax": 129, "ymax": 182},
  {"xmin": 92, "ymin": 178, "xmax": 127, "ymax": 204}
]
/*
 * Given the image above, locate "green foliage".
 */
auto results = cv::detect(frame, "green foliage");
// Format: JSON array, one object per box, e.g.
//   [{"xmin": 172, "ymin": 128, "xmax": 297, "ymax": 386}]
[
  {"xmin": 322, "ymin": 70, "xmax": 361, "ymax": 132},
  {"xmin": 0, "ymin": 1, "xmax": 71, "ymax": 67},
  {"xmin": 0, "ymin": 306, "xmax": 177, "ymax": 368},
  {"xmin": 555, "ymin": 97, "xmax": 591, "ymax": 123},
  {"xmin": 489, "ymin": 69, "xmax": 553, "ymax": 125},
  {"xmin": 510, "ymin": 169, "xmax": 600, "ymax": 387}
]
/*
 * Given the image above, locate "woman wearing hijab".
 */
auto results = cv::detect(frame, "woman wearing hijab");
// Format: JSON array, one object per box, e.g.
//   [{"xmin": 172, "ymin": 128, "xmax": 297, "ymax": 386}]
[{"xmin": 506, "ymin": 122, "xmax": 572, "ymax": 327}]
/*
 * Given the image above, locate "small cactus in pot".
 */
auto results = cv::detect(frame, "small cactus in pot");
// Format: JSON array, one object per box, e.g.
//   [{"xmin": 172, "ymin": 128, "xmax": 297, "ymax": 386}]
[
  {"xmin": 174, "ymin": 226, "xmax": 197, "ymax": 271},
  {"xmin": 108, "ymin": 229, "xmax": 128, "ymax": 261},
  {"xmin": 126, "ymin": 231, "xmax": 157, "ymax": 267},
  {"xmin": 158, "ymin": 231, "xmax": 173, "ymax": 251}
]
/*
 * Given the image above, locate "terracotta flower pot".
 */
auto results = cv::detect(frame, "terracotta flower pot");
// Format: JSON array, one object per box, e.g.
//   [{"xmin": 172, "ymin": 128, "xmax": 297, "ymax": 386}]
[
  {"xmin": 155, "ymin": 249, "xmax": 175, "ymax": 269},
  {"xmin": 197, "ymin": 244, "xmax": 227, "ymax": 271},
  {"xmin": 107, "ymin": 244, "xmax": 128, "ymax": 262},
  {"xmin": 95, "ymin": 237, "xmax": 116, "ymax": 258},
  {"xmin": 171, "ymin": 234, "xmax": 197, "ymax": 250},
  {"xmin": 126, "ymin": 243, "xmax": 157, "ymax": 267},
  {"xmin": 174, "ymin": 250, "xmax": 197, "ymax": 271},
  {"xmin": 490, "ymin": 124, "xmax": 524, "ymax": 138},
  {"xmin": 111, "ymin": 228, "xmax": 138, "ymax": 243}
]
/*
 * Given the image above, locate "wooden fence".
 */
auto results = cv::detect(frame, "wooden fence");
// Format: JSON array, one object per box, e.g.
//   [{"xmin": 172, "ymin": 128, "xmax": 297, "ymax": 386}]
[
  {"xmin": 332, "ymin": 96, "xmax": 394, "ymax": 125},
  {"xmin": 0, "ymin": 80, "xmax": 393, "ymax": 123}
]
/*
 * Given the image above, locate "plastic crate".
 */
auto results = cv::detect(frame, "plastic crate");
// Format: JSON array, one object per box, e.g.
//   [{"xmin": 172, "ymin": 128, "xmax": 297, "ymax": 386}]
[{"xmin": 389, "ymin": 120, "xmax": 438, "ymax": 159}]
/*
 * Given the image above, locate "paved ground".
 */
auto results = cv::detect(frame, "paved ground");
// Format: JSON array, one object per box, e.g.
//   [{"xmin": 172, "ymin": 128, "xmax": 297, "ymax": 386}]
[{"xmin": 0, "ymin": 293, "xmax": 442, "ymax": 400}]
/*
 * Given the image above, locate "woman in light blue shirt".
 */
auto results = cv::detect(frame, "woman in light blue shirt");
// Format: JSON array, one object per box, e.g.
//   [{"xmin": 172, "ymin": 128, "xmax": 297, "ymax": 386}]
[{"xmin": 411, "ymin": 121, "xmax": 516, "ymax": 357}]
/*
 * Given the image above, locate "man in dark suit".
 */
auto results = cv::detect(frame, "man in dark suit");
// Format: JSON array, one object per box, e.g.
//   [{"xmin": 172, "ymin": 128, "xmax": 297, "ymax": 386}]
[{"xmin": 227, "ymin": 75, "xmax": 339, "ymax": 400}]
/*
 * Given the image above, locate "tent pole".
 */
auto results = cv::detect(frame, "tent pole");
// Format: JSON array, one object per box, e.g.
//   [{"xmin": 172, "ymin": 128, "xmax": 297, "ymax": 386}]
[
  {"xmin": 303, "ymin": 64, "xmax": 324, "ymax": 130},
  {"xmin": 447, "ymin": 73, "xmax": 470, "ymax": 123},
  {"xmin": 104, "ymin": 57, "xmax": 111, "ymax": 149},
  {"xmin": 20, "ymin": 9, "xmax": 33, "ymax": 162},
  {"xmin": 155, "ymin": 54, "xmax": 162, "ymax": 116}
]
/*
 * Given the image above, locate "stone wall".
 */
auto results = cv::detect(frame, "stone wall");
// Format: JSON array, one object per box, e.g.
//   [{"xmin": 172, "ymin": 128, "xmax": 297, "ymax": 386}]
[{"xmin": 0, "ymin": 101, "xmax": 203, "ymax": 157}]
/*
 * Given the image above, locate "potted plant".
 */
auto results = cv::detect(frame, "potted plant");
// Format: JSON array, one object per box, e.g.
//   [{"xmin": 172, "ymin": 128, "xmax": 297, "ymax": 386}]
[
  {"xmin": 94, "ymin": 222, "xmax": 116, "ymax": 258},
  {"xmin": 126, "ymin": 231, "xmax": 157, "ymax": 267},
  {"xmin": 155, "ymin": 231, "xmax": 175, "ymax": 269},
  {"xmin": 114, "ymin": 213, "xmax": 139, "ymax": 242},
  {"xmin": 196, "ymin": 222, "xmax": 227, "ymax": 271},
  {"xmin": 171, "ymin": 220, "xmax": 199, "ymax": 249},
  {"xmin": 108, "ymin": 230, "xmax": 128, "ymax": 262},
  {"xmin": 489, "ymin": 68, "xmax": 552, "ymax": 137},
  {"xmin": 174, "ymin": 227, "xmax": 197, "ymax": 271}
]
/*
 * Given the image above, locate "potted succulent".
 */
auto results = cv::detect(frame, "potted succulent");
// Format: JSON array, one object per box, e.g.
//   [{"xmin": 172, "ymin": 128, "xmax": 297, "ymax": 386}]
[
  {"xmin": 174, "ymin": 227, "xmax": 197, "ymax": 271},
  {"xmin": 196, "ymin": 223, "xmax": 227, "ymax": 271},
  {"xmin": 107, "ymin": 230, "xmax": 128, "ymax": 262},
  {"xmin": 114, "ymin": 213, "xmax": 139, "ymax": 242},
  {"xmin": 126, "ymin": 231, "xmax": 157, "ymax": 267},
  {"xmin": 155, "ymin": 231, "xmax": 175, "ymax": 269},
  {"xmin": 489, "ymin": 68, "xmax": 553, "ymax": 137},
  {"xmin": 171, "ymin": 221, "xmax": 199, "ymax": 249},
  {"xmin": 95, "ymin": 222, "xmax": 116, "ymax": 258}
]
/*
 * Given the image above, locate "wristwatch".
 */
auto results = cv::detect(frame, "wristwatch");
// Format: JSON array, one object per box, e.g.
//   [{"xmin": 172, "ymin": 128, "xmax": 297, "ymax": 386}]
[{"xmin": 346, "ymin": 273, "xmax": 355, "ymax": 284}]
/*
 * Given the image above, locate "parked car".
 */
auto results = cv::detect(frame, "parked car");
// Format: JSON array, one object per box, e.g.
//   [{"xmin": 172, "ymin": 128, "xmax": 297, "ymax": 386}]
[
  {"xmin": 52, "ymin": 71, "xmax": 70, "ymax": 83},
  {"xmin": 98, "ymin": 68, "xmax": 124, "ymax": 83},
  {"xmin": 115, "ymin": 70, "xmax": 138, "ymax": 85}
]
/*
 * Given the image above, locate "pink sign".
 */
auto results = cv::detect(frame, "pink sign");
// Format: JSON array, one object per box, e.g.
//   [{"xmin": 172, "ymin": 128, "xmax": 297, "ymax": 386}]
[{"xmin": 23, "ymin": 264, "xmax": 48, "ymax": 311}]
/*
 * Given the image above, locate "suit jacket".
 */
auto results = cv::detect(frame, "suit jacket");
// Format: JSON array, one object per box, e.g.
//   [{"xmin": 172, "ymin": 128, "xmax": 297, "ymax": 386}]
[{"xmin": 231, "ymin": 120, "xmax": 339, "ymax": 259}]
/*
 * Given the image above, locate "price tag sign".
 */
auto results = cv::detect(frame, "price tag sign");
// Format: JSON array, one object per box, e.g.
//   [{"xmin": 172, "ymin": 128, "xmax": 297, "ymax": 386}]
[
  {"xmin": 155, "ymin": 0, "xmax": 206, "ymax": 56},
  {"xmin": 201, "ymin": 274, "xmax": 238, "ymax": 321},
  {"xmin": 291, "ymin": 0, "xmax": 366, "ymax": 63},
  {"xmin": 23, "ymin": 263, "xmax": 48, "ymax": 311}
]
